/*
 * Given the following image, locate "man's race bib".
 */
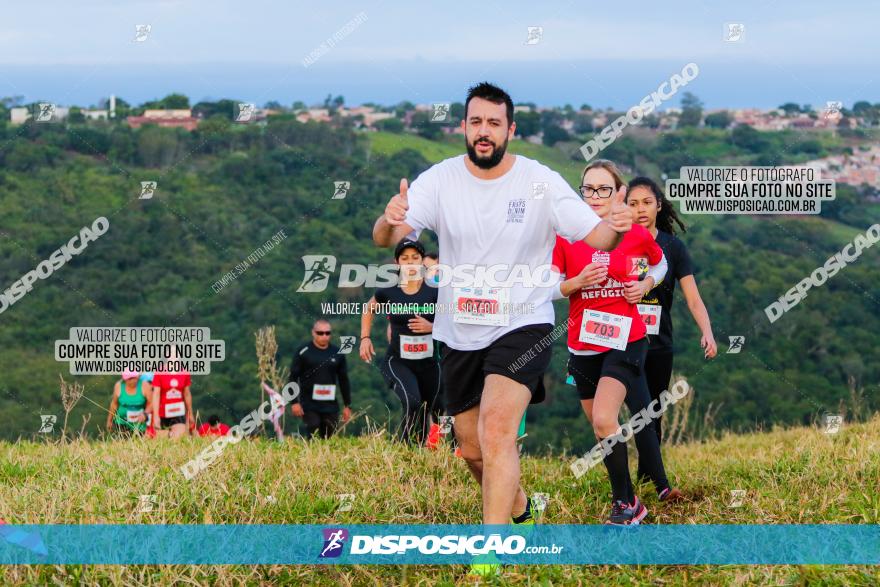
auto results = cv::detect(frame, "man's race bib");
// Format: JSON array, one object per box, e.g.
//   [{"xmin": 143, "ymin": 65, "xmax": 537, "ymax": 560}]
[
  {"xmin": 164, "ymin": 402, "xmax": 185, "ymax": 418},
  {"xmin": 400, "ymin": 335, "xmax": 433, "ymax": 359},
  {"xmin": 312, "ymin": 384, "xmax": 337, "ymax": 401},
  {"xmin": 636, "ymin": 304, "xmax": 662, "ymax": 335},
  {"xmin": 126, "ymin": 409, "xmax": 144, "ymax": 423},
  {"xmin": 578, "ymin": 309, "xmax": 632, "ymax": 350},
  {"xmin": 453, "ymin": 286, "xmax": 510, "ymax": 326}
]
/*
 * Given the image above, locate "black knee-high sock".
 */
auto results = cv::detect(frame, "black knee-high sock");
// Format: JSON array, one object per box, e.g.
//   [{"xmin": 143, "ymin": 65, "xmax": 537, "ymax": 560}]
[
  {"xmin": 600, "ymin": 438, "xmax": 634, "ymax": 503},
  {"xmin": 633, "ymin": 420, "xmax": 670, "ymax": 494},
  {"xmin": 627, "ymin": 376, "xmax": 671, "ymax": 495}
]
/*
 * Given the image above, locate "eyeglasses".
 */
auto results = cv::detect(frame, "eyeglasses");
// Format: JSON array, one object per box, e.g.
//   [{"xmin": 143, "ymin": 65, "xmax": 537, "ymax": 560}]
[
  {"xmin": 314, "ymin": 331, "xmax": 332, "ymax": 336},
  {"xmin": 579, "ymin": 185, "xmax": 614, "ymax": 199}
]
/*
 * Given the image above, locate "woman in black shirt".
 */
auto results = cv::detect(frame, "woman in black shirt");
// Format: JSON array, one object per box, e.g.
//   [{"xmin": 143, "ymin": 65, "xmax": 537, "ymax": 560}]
[
  {"xmin": 360, "ymin": 239, "xmax": 441, "ymax": 445},
  {"xmin": 626, "ymin": 176, "xmax": 717, "ymax": 458}
]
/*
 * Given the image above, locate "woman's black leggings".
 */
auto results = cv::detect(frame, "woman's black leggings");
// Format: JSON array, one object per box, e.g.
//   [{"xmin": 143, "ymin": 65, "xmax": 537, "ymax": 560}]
[
  {"xmin": 380, "ymin": 355, "xmax": 442, "ymax": 445},
  {"xmin": 569, "ymin": 340, "xmax": 670, "ymax": 498},
  {"xmin": 643, "ymin": 349, "xmax": 674, "ymax": 444}
]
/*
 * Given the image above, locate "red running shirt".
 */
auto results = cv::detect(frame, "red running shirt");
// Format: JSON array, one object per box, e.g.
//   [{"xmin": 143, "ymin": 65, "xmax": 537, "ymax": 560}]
[
  {"xmin": 552, "ymin": 225, "xmax": 663, "ymax": 352},
  {"xmin": 152, "ymin": 372, "xmax": 191, "ymax": 419},
  {"xmin": 197, "ymin": 423, "xmax": 230, "ymax": 436}
]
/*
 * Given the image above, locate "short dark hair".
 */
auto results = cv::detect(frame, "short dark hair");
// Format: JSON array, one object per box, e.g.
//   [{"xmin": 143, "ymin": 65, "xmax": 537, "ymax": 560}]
[
  {"xmin": 208, "ymin": 415, "xmax": 220, "ymax": 426},
  {"xmin": 465, "ymin": 82, "xmax": 514, "ymax": 127},
  {"xmin": 313, "ymin": 318, "xmax": 331, "ymax": 329},
  {"xmin": 424, "ymin": 252, "xmax": 439, "ymax": 261}
]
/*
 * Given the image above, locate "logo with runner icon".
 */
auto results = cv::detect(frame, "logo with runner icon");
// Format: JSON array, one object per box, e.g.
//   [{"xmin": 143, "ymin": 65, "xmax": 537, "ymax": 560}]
[
  {"xmin": 139, "ymin": 181, "xmax": 157, "ymax": 200},
  {"xmin": 35, "ymin": 103, "xmax": 56, "ymax": 122},
  {"xmin": 823, "ymin": 414, "xmax": 843, "ymax": 434},
  {"xmin": 531, "ymin": 181, "xmax": 549, "ymax": 200},
  {"xmin": 136, "ymin": 494, "xmax": 158, "ymax": 513},
  {"xmin": 298, "ymin": 255, "xmax": 338, "ymax": 292},
  {"xmin": 728, "ymin": 489, "xmax": 746, "ymax": 508},
  {"xmin": 627, "ymin": 256, "xmax": 649, "ymax": 278},
  {"xmin": 319, "ymin": 528, "xmax": 349, "ymax": 558},
  {"xmin": 336, "ymin": 494, "xmax": 355, "ymax": 512},
  {"xmin": 235, "ymin": 103, "xmax": 256, "ymax": 123},
  {"xmin": 431, "ymin": 103, "xmax": 450, "ymax": 122},
  {"xmin": 38, "ymin": 415, "xmax": 57, "ymax": 433},
  {"xmin": 332, "ymin": 181, "xmax": 350, "ymax": 200},
  {"xmin": 337, "ymin": 336, "xmax": 356, "ymax": 354},
  {"xmin": 727, "ymin": 336, "xmax": 745, "ymax": 354},
  {"xmin": 439, "ymin": 416, "xmax": 455, "ymax": 435}
]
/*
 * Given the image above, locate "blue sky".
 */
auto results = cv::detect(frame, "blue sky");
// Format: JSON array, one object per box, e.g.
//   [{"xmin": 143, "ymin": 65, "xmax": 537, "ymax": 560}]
[{"xmin": 1, "ymin": 0, "xmax": 877, "ymax": 109}]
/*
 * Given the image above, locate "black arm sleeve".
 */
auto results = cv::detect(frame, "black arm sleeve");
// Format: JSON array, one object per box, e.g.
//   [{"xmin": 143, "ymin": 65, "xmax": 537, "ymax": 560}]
[
  {"xmin": 336, "ymin": 354, "xmax": 352, "ymax": 407},
  {"xmin": 288, "ymin": 346, "xmax": 305, "ymax": 402}
]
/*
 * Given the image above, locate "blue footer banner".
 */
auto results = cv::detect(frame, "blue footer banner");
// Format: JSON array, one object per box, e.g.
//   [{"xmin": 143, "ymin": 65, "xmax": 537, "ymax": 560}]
[{"xmin": 1, "ymin": 524, "xmax": 878, "ymax": 565}]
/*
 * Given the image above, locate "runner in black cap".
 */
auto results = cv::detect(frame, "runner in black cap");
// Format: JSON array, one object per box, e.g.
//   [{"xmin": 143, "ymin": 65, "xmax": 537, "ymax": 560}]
[{"xmin": 360, "ymin": 238, "xmax": 441, "ymax": 445}]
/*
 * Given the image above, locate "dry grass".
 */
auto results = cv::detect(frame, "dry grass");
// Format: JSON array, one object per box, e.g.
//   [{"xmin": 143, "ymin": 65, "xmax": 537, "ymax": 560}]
[{"xmin": 0, "ymin": 415, "xmax": 878, "ymax": 585}]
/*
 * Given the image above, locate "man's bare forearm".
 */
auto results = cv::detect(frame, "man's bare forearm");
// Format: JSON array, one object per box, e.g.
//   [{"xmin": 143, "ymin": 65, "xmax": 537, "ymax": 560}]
[
  {"xmin": 373, "ymin": 215, "xmax": 396, "ymax": 246},
  {"xmin": 373, "ymin": 215, "xmax": 412, "ymax": 247},
  {"xmin": 583, "ymin": 220, "xmax": 624, "ymax": 251}
]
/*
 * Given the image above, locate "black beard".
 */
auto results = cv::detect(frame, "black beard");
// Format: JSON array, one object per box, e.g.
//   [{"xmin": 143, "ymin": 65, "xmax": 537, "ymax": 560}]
[{"xmin": 466, "ymin": 137, "xmax": 507, "ymax": 169}]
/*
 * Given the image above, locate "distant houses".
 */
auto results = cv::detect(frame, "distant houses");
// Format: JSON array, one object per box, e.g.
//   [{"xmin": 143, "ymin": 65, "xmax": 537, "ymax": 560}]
[
  {"xmin": 723, "ymin": 108, "xmax": 846, "ymax": 131},
  {"xmin": 805, "ymin": 145, "xmax": 880, "ymax": 189},
  {"xmin": 82, "ymin": 109, "xmax": 110, "ymax": 121},
  {"xmin": 6, "ymin": 99, "xmax": 875, "ymax": 141},
  {"xmin": 9, "ymin": 107, "xmax": 30, "ymax": 125},
  {"xmin": 127, "ymin": 109, "xmax": 200, "ymax": 131},
  {"xmin": 295, "ymin": 105, "xmax": 396, "ymax": 128}
]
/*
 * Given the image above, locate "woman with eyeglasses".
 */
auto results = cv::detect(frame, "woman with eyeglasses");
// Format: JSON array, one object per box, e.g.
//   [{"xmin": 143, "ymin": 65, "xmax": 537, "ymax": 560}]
[
  {"xmin": 360, "ymin": 238, "xmax": 441, "ymax": 446},
  {"xmin": 553, "ymin": 160, "xmax": 681, "ymax": 525},
  {"xmin": 626, "ymin": 176, "xmax": 716, "ymax": 461}
]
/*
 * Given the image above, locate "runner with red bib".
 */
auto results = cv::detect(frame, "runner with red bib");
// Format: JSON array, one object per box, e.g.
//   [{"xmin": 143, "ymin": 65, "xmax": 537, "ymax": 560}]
[
  {"xmin": 151, "ymin": 370, "xmax": 193, "ymax": 439},
  {"xmin": 553, "ymin": 160, "xmax": 682, "ymax": 526}
]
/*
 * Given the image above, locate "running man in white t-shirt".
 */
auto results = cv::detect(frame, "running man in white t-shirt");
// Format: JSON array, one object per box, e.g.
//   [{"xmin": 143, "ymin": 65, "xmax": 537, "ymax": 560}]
[{"xmin": 372, "ymin": 82, "xmax": 632, "ymax": 543}]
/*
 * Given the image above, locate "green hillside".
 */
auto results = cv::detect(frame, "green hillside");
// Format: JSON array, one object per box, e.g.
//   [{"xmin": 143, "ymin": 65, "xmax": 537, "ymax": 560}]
[{"xmin": 0, "ymin": 118, "xmax": 878, "ymax": 447}]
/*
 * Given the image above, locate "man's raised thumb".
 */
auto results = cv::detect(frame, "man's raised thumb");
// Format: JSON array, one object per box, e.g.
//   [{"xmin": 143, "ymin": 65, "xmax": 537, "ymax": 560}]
[{"xmin": 399, "ymin": 178, "xmax": 409, "ymax": 200}]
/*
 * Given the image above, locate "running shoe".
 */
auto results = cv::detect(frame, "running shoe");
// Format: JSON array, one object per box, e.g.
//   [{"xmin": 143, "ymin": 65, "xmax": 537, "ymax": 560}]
[
  {"xmin": 468, "ymin": 552, "xmax": 501, "ymax": 577},
  {"xmin": 658, "ymin": 487, "xmax": 684, "ymax": 503},
  {"xmin": 511, "ymin": 496, "xmax": 536, "ymax": 540},
  {"xmin": 605, "ymin": 497, "xmax": 647, "ymax": 526},
  {"xmin": 511, "ymin": 496, "xmax": 535, "ymax": 526}
]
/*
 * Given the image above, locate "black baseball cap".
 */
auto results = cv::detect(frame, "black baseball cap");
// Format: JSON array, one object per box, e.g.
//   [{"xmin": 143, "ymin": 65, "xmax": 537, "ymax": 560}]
[{"xmin": 394, "ymin": 238, "xmax": 426, "ymax": 260}]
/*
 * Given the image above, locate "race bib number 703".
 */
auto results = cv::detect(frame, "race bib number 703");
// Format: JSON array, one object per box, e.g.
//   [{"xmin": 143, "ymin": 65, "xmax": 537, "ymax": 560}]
[{"xmin": 578, "ymin": 309, "xmax": 632, "ymax": 350}]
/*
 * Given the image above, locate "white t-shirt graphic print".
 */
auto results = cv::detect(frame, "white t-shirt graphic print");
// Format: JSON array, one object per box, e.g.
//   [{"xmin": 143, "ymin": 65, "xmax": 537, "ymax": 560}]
[{"xmin": 405, "ymin": 154, "xmax": 602, "ymax": 350}]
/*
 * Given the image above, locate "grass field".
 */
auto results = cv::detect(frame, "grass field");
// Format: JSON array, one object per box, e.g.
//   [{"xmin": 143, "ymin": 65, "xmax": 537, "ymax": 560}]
[{"xmin": 1, "ymin": 414, "xmax": 879, "ymax": 585}]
